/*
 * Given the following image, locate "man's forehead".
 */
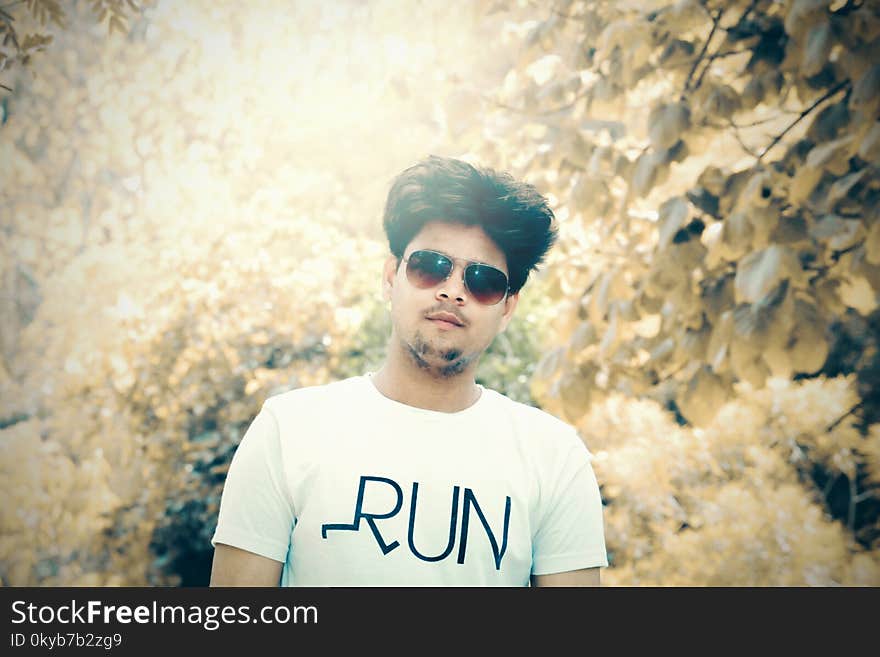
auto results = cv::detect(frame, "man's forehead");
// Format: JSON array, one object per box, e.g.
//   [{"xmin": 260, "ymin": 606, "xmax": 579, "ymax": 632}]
[{"xmin": 406, "ymin": 221, "xmax": 507, "ymax": 269}]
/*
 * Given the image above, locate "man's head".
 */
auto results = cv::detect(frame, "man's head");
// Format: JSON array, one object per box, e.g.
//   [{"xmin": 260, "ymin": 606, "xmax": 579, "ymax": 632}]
[{"xmin": 381, "ymin": 155, "xmax": 557, "ymax": 379}]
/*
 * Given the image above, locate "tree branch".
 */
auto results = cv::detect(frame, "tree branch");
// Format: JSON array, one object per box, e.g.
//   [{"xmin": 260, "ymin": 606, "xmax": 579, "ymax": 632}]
[
  {"xmin": 852, "ymin": 490, "xmax": 875, "ymax": 503},
  {"xmin": 822, "ymin": 472, "xmax": 839, "ymax": 501},
  {"xmin": 681, "ymin": 9, "xmax": 724, "ymax": 99},
  {"xmin": 692, "ymin": 0, "xmax": 764, "ymax": 92},
  {"xmin": 757, "ymin": 80, "xmax": 850, "ymax": 162},
  {"xmin": 739, "ymin": 0, "xmax": 761, "ymax": 24},
  {"xmin": 728, "ymin": 123, "xmax": 760, "ymax": 157},
  {"xmin": 826, "ymin": 400, "xmax": 863, "ymax": 432},
  {"xmin": 484, "ymin": 87, "xmax": 590, "ymax": 118},
  {"xmin": 731, "ymin": 113, "xmax": 791, "ymax": 128},
  {"xmin": 701, "ymin": 118, "xmax": 761, "ymax": 157}
]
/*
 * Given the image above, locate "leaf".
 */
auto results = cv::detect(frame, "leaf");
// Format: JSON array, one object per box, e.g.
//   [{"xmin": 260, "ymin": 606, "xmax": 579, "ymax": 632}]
[
  {"xmin": 701, "ymin": 220, "xmax": 723, "ymax": 260},
  {"xmin": 730, "ymin": 334, "xmax": 769, "ymax": 388},
  {"xmin": 559, "ymin": 370, "xmax": 592, "ymax": 424},
  {"xmin": 697, "ymin": 166, "xmax": 727, "ymax": 196},
  {"xmin": 838, "ymin": 274, "xmax": 878, "ymax": 315},
  {"xmin": 802, "ymin": 19, "xmax": 833, "ymax": 77},
  {"xmin": 109, "ymin": 14, "xmax": 126, "ymax": 35},
  {"xmin": 850, "ymin": 247, "xmax": 880, "ymax": 293},
  {"xmin": 857, "ymin": 121, "xmax": 880, "ymax": 164},
  {"xmin": 763, "ymin": 342, "xmax": 793, "ymax": 379},
  {"xmin": 721, "ymin": 211, "xmax": 754, "ymax": 261},
  {"xmin": 678, "ymin": 366, "xmax": 730, "ymax": 426},
  {"xmin": 806, "ymin": 100, "xmax": 850, "ymax": 143},
  {"xmin": 632, "ymin": 313, "xmax": 661, "ymax": 339},
  {"xmin": 531, "ymin": 346, "xmax": 564, "ymax": 400},
  {"xmin": 649, "ymin": 337, "xmax": 675, "ymax": 365},
  {"xmin": 732, "ymin": 280, "xmax": 794, "ymax": 351},
  {"xmin": 679, "ymin": 320, "xmax": 710, "ymax": 362},
  {"xmin": 866, "ymin": 220, "xmax": 880, "ymax": 265},
  {"xmin": 596, "ymin": 20, "xmax": 652, "ymax": 65},
  {"xmin": 747, "ymin": 205, "xmax": 780, "ymax": 251},
  {"xmin": 789, "ymin": 161, "xmax": 824, "ymax": 205},
  {"xmin": 648, "ymin": 102, "xmax": 691, "ymax": 150},
  {"xmin": 597, "ymin": 303, "xmax": 621, "ymax": 358},
  {"xmin": 658, "ymin": 196, "xmax": 690, "ymax": 250},
  {"xmin": 658, "ymin": 39, "xmax": 695, "ymax": 69},
  {"xmin": 525, "ymin": 54, "xmax": 563, "ymax": 86},
  {"xmin": 632, "ymin": 150, "xmax": 663, "ymax": 198},
  {"xmin": 827, "ymin": 170, "xmax": 868, "ymax": 212},
  {"xmin": 788, "ymin": 299, "xmax": 829, "ymax": 373},
  {"xmin": 851, "ymin": 5, "xmax": 880, "ymax": 43},
  {"xmin": 569, "ymin": 321, "xmax": 598, "ymax": 353},
  {"xmin": 700, "ymin": 274, "xmax": 734, "ymax": 322},
  {"xmin": 810, "ymin": 214, "xmax": 864, "ymax": 251},
  {"xmin": 706, "ymin": 310, "xmax": 734, "ymax": 372},
  {"xmin": 770, "ymin": 214, "xmax": 809, "ymax": 245},
  {"xmin": 740, "ymin": 75, "xmax": 766, "ymax": 110},
  {"xmin": 571, "ymin": 175, "xmax": 611, "ymax": 220},
  {"xmin": 687, "ymin": 186, "xmax": 720, "ymax": 217},
  {"xmin": 849, "ymin": 65, "xmax": 880, "ymax": 117},
  {"xmin": 734, "ymin": 245, "xmax": 803, "ymax": 303},
  {"xmin": 561, "ymin": 129, "xmax": 593, "ymax": 169},
  {"xmin": 784, "ymin": 0, "xmax": 830, "ymax": 39},
  {"xmin": 20, "ymin": 33, "xmax": 53, "ymax": 52},
  {"xmin": 701, "ymin": 85, "xmax": 741, "ymax": 121},
  {"xmin": 805, "ymin": 135, "xmax": 856, "ymax": 176},
  {"xmin": 814, "ymin": 277, "xmax": 847, "ymax": 316}
]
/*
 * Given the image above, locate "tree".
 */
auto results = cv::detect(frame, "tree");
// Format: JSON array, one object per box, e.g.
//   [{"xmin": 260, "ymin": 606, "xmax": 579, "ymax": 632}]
[{"xmin": 454, "ymin": 0, "xmax": 880, "ymax": 583}]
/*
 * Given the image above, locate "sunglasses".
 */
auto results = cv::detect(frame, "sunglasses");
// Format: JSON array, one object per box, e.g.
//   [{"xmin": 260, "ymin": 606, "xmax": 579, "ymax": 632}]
[{"xmin": 403, "ymin": 249, "xmax": 510, "ymax": 306}]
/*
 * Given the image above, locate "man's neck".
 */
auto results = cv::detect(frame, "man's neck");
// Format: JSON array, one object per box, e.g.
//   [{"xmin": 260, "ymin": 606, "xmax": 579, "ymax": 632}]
[{"xmin": 370, "ymin": 347, "xmax": 482, "ymax": 413}]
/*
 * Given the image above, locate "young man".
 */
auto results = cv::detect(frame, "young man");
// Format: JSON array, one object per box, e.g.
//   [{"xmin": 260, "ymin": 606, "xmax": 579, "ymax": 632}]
[{"xmin": 210, "ymin": 156, "xmax": 607, "ymax": 586}]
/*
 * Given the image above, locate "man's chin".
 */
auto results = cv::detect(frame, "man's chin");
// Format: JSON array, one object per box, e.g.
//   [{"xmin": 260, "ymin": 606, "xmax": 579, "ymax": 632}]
[{"xmin": 407, "ymin": 344, "xmax": 469, "ymax": 377}]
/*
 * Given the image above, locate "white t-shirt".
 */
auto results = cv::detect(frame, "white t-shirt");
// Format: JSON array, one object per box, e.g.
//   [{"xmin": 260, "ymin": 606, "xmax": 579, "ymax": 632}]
[{"xmin": 211, "ymin": 373, "xmax": 607, "ymax": 586}]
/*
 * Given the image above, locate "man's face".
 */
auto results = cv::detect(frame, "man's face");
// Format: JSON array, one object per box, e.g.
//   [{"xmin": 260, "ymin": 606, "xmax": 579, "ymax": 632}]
[{"xmin": 382, "ymin": 221, "xmax": 519, "ymax": 378}]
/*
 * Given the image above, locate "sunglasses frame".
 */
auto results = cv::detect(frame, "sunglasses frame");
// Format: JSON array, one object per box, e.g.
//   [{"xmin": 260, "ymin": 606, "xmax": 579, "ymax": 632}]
[{"xmin": 402, "ymin": 248, "xmax": 511, "ymax": 306}]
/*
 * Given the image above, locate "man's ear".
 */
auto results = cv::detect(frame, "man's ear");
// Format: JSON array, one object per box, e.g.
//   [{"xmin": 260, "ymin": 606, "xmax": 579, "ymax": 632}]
[
  {"xmin": 498, "ymin": 291, "xmax": 520, "ymax": 333},
  {"xmin": 382, "ymin": 255, "xmax": 399, "ymax": 303}
]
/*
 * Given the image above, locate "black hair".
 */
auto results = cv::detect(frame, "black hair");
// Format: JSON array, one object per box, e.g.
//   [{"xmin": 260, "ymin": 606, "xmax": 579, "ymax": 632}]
[{"xmin": 382, "ymin": 155, "xmax": 558, "ymax": 294}]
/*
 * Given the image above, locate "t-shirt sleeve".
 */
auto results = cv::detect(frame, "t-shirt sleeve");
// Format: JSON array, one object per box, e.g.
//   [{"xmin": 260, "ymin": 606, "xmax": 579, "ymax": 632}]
[
  {"xmin": 531, "ymin": 433, "xmax": 608, "ymax": 575},
  {"xmin": 210, "ymin": 403, "xmax": 295, "ymax": 563}
]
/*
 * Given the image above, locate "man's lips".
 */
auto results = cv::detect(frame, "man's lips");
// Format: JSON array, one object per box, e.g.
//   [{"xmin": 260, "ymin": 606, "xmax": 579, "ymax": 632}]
[{"xmin": 426, "ymin": 311, "xmax": 465, "ymax": 327}]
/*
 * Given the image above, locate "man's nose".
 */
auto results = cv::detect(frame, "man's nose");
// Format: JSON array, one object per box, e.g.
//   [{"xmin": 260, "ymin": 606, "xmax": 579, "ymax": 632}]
[{"xmin": 436, "ymin": 266, "xmax": 468, "ymax": 304}]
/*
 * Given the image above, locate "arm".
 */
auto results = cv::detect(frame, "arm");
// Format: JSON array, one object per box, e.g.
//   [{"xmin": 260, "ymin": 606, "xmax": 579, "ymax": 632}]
[
  {"xmin": 531, "ymin": 566, "xmax": 600, "ymax": 587},
  {"xmin": 531, "ymin": 432, "xmax": 608, "ymax": 584},
  {"xmin": 209, "ymin": 405, "xmax": 295, "ymax": 586},
  {"xmin": 210, "ymin": 543, "xmax": 283, "ymax": 587}
]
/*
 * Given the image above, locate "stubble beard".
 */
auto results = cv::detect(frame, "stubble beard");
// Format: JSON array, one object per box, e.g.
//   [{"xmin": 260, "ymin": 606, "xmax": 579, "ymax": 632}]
[{"xmin": 406, "ymin": 329, "xmax": 473, "ymax": 378}]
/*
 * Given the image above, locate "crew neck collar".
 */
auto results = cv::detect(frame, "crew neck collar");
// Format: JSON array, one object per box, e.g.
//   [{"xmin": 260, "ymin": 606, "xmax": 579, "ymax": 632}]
[{"xmin": 361, "ymin": 371, "xmax": 489, "ymax": 419}]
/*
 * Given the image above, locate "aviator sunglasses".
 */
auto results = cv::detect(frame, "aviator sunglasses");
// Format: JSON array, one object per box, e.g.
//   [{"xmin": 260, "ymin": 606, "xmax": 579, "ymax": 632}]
[{"xmin": 403, "ymin": 249, "xmax": 510, "ymax": 306}]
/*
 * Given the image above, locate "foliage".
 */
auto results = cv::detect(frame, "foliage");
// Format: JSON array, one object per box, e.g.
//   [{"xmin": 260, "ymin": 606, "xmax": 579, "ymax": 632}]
[
  {"xmin": 0, "ymin": 0, "xmax": 147, "ymax": 92},
  {"xmin": 2, "ymin": 0, "xmax": 879, "ymax": 586},
  {"xmin": 0, "ymin": 0, "xmax": 541, "ymax": 585},
  {"xmin": 583, "ymin": 377, "xmax": 880, "ymax": 584},
  {"xmin": 453, "ymin": 0, "xmax": 880, "ymax": 576}
]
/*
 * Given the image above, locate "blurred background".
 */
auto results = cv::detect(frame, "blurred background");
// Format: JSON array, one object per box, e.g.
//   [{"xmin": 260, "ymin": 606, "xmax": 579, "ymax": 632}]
[{"xmin": 1, "ymin": 0, "xmax": 878, "ymax": 586}]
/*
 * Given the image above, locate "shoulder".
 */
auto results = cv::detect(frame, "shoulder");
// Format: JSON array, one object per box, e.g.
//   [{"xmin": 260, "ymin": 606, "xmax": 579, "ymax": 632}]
[
  {"xmin": 482, "ymin": 387, "xmax": 583, "ymax": 450},
  {"xmin": 262, "ymin": 375, "xmax": 363, "ymax": 423}
]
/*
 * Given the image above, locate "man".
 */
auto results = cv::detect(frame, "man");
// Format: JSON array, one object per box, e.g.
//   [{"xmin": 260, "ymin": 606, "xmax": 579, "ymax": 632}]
[{"xmin": 210, "ymin": 155, "xmax": 607, "ymax": 586}]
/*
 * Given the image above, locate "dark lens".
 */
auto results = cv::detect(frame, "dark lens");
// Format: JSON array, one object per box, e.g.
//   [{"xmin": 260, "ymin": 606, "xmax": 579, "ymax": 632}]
[
  {"xmin": 406, "ymin": 250, "xmax": 452, "ymax": 289},
  {"xmin": 464, "ymin": 264, "xmax": 508, "ymax": 305}
]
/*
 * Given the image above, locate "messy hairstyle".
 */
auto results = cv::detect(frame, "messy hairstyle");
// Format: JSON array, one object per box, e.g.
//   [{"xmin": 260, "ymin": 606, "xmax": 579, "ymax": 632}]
[{"xmin": 382, "ymin": 155, "xmax": 558, "ymax": 294}]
